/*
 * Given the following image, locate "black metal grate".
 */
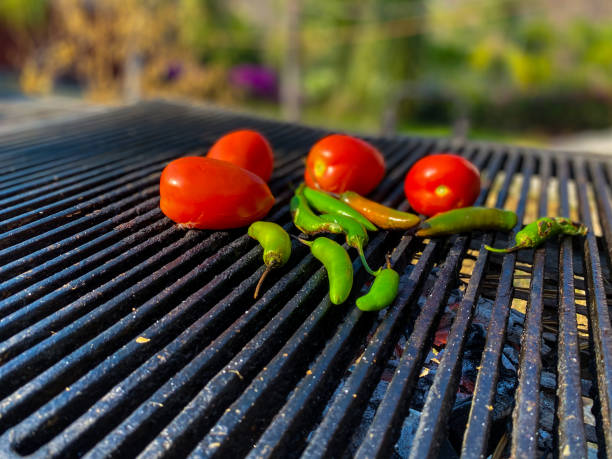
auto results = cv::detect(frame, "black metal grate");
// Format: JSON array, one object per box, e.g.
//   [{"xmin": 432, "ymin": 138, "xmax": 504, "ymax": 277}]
[{"xmin": 0, "ymin": 100, "xmax": 611, "ymax": 458}]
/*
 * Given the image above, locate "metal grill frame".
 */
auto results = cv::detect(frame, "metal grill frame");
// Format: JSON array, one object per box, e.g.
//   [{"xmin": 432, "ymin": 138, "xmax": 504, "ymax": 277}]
[{"xmin": 0, "ymin": 100, "xmax": 610, "ymax": 458}]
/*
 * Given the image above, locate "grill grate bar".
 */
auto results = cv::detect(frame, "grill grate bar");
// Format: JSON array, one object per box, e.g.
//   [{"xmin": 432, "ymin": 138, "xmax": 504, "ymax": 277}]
[
  {"xmin": 0, "ymin": 104, "xmax": 314, "ymax": 196},
  {"xmin": 0, "ymin": 103, "xmax": 170, "ymax": 151},
  {"xmin": 0, "ymin": 216, "xmax": 281, "ymax": 456},
  {"xmin": 0, "ymin": 186, "xmax": 158, "ymax": 268},
  {"xmin": 243, "ymin": 140, "xmax": 439, "ymax": 459},
  {"xmin": 406, "ymin": 149, "xmax": 508, "ymax": 459},
  {"xmin": 188, "ymin": 235, "xmax": 394, "ymax": 459},
  {"xmin": 1, "ymin": 102, "xmax": 611, "ymax": 458},
  {"xmin": 301, "ymin": 146, "xmax": 484, "ymax": 459},
  {"xmin": 0, "ymin": 166, "xmax": 306, "ymax": 387},
  {"xmin": 86, "ymin": 236, "xmax": 317, "ymax": 458},
  {"xmin": 20, "ymin": 228, "xmax": 299, "ymax": 457},
  {"xmin": 0, "ymin": 104, "xmax": 192, "ymax": 177},
  {"xmin": 0, "ymin": 152, "xmax": 178, "ymax": 223},
  {"xmin": 1, "ymin": 132, "xmax": 406, "ymax": 456},
  {"xmin": 0, "ymin": 107, "xmax": 263, "ymax": 201},
  {"xmin": 461, "ymin": 152, "xmax": 533, "ymax": 458},
  {"xmin": 589, "ymin": 160, "xmax": 612, "ymax": 272},
  {"xmin": 0, "ymin": 121, "xmax": 312, "ymax": 256},
  {"xmin": 556, "ymin": 157, "xmax": 588, "ymax": 457},
  {"xmin": 573, "ymin": 158, "xmax": 612, "ymax": 456},
  {"xmin": 130, "ymin": 142, "xmax": 417, "ymax": 459},
  {"xmin": 355, "ymin": 148, "xmax": 511, "ymax": 459},
  {"xmin": 511, "ymin": 153, "xmax": 550, "ymax": 458}
]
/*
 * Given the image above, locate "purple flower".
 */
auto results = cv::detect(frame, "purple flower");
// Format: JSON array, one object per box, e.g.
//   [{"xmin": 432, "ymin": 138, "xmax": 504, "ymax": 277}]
[
  {"xmin": 230, "ymin": 64, "xmax": 278, "ymax": 99},
  {"xmin": 165, "ymin": 62, "xmax": 183, "ymax": 82}
]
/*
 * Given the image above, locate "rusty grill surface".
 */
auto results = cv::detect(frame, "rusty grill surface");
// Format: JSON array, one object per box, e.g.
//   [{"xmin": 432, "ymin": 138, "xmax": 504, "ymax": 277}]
[{"xmin": 0, "ymin": 101, "xmax": 611, "ymax": 458}]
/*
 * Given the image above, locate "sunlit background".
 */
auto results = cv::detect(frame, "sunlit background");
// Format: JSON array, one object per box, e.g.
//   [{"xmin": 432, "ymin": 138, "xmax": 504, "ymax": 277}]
[{"xmin": 2, "ymin": 0, "xmax": 612, "ymax": 146}]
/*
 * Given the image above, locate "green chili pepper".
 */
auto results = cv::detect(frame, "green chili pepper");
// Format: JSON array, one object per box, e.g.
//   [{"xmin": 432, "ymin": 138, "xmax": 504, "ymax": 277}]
[
  {"xmin": 319, "ymin": 213, "xmax": 380, "ymax": 276},
  {"xmin": 356, "ymin": 257, "xmax": 399, "ymax": 311},
  {"xmin": 299, "ymin": 237, "xmax": 353, "ymax": 305},
  {"xmin": 338, "ymin": 191, "xmax": 420, "ymax": 230},
  {"xmin": 485, "ymin": 217, "xmax": 588, "ymax": 253},
  {"xmin": 302, "ymin": 185, "xmax": 378, "ymax": 232},
  {"xmin": 291, "ymin": 184, "xmax": 343, "ymax": 235},
  {"xmin": 415, "ymin": 207, "xmax": 518, "ymax": 237},
  {"xmin": 248, "ymin": 221, "xmax": 292, "ymax": 298}
]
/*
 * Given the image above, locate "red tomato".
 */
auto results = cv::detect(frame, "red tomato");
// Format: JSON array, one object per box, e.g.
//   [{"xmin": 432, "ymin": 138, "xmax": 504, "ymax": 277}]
[
  {"xmin": 404, "ymin": 154, "xmax": 480, "ymax": 217},
  {"xmin": 207, "ymin": 130, "xmax": 274, "ymax": 182},
  {"xmin": 304, "ymin": 134, "xmax": 385, "ymax": 195},
  {"xmin": 160, "ymin": 156, "xmax": 275, "ymax": 229}
]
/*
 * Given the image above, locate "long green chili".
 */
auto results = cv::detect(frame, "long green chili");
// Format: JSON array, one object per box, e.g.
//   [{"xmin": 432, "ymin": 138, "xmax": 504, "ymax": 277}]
[
  {"xmin": 416, "ymin": 207, "xmax": 518, "ymax": 237},
  {"xmin": 302, "ymin": 185, "xmax": 378, "ymax": 232},
  {"xmin": 299, "ymin": 237, "xmax": 353, "ymax": 305},
  {"xmin": 319, "ymin": 213, "xmax": 380, "ymax": 276},
  {"xmin": 485, "ymin": 216, "xmax": 588, "ymax": 253}
]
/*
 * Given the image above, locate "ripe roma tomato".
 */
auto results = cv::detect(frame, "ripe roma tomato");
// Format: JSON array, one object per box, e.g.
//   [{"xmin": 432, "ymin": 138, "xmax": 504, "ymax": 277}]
[
  {"xmin": 207, "ymin": 129, "xmax": 274, "ymax": 182},
  {"xmin": 404, "ymin": 154, "xmax": 480, "ymax": 217},
  {"xmin": 160, "ymin": 156, "xmax": 275, "ymax": 229},
  {"xmin": 304, "ymin": 134, "xmax": 385, "ymax": 195}
]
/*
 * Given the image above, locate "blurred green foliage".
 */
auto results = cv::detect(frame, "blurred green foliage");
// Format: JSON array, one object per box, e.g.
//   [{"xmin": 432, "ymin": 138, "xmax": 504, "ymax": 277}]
[
  {"xmin": 0, "ymin": 0, "xmax": 47, "ymax": 29},
  {"xmin": 2, "ymin": 0, "xmax": 612, "ymax": 137}
]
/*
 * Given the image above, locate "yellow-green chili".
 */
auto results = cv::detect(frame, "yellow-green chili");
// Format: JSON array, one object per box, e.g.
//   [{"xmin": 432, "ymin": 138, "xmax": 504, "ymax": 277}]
[{"xmin": 248, "ymin": 221, "xmax": 292, "ymax": 298}]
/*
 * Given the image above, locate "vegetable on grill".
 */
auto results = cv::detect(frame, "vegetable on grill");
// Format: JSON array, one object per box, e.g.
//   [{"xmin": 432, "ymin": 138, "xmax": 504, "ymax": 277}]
[
  {"xmin": 302, "ymin": 185, "xmax": 378, "ymax": 232},
  {"xmin": 319, "ymin": 213, "xmax": 379, "ymax": 276},
  {"xmin": 356, "ymin": 257, "xmax": 399, "ymax": 312},
  {"xmin": 338, "ymin": 191, "xmax": 420, "ymax": 230},
  {"xmin": 299, "ymin": 237, "xmax": 353, "ymax": 305},
  {"xmin": 159, "ymin": 156, "xmax": 274, "ymax": 229},
  {"xmin": 304, "ymin": 134, "xmax": 386, "ymax": 195},
  {"xmin": 485, "ymin": 217, "xmax": 588, "ymax": 253},
  {"xmin": 248, "ymin": 221, "xmax": 292, "ymax": 298},
  {"xmin": 290, "ymin": 184, "xmax": 343, "ymax": 235},
  {"xmin": 404, "ymin": 153, "xmax": 481, "ymax": 217},
  {"xmin": 207, "ymin": 129, "xmax": 274, "ymax": 182},
  {"xmin": 415, "ymin": 207, "xmax": 518, "ymax": 237}
]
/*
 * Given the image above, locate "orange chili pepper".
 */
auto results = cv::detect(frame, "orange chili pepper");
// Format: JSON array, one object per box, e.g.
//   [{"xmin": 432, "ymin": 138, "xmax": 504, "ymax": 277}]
[{"xmin": 338, "ymin": 191, "xmax": 420, "ymax": 230}]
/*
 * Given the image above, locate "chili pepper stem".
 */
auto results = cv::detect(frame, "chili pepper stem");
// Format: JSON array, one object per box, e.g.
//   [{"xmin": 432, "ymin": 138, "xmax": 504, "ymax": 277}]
[
  {"xmin": 296, "ymin": 237, "xmax": 313, "ymax": 247},
  {"xmin": 484, "ymin": 244, "xmax": 522, "ymax": 253},
  {"xmin": 357, "ymin": 249, "xmax": 380, "ymax": 276},
  {"xmin": 254, "ymin": 265, "xmax": 273, "ymax": 299}
]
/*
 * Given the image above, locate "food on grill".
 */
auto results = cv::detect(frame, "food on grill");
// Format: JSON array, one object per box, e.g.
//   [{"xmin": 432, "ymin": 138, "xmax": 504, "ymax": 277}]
[
  {"xmin": 485, "ymin": 217, "xmax": 588, "ymax": 253},
  {"xmin": 248, "ymin": 221, "xmax": 292, "ymax": 298},
  {"xmin": 291, "ymin": 184, "xmax": 343, "ymax": 235},
  {"xmin": 298, "ymin": 237, "xmax": 354, "ymax": 305},
  {"xmin": 304, "ymin": 134, "xmax": 386, "ymax": 195},
  {"xmin": 319, "ymin": 213, "xmax": 378, "ymax": 276},
  {"xmin": 159, "ymin": 156, "xmax": 274, "ymax": 229},
  {"xmin": 404, "ymin": 153, "xmax": 481, "ymax": 217},
  {"xmin": 338, "ymin": 190, "xmax": 420, "ymax": 230},
  {"xmin": 302, "ymin": 185, "xmax": 378, "ymax": 232},
  {"xmin": 207, "ymin": 129, "xmax": 274, "ymax": 182},
  {"xmin": 416, "ymin": 207, "xmax": 518, "ymax": 237},
  {"xmin": 356, "ymin": 258, "xmax": 399, "ymax": 311}
]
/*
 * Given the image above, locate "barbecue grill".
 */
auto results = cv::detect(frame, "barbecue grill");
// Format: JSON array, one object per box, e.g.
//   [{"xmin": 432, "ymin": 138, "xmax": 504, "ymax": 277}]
[{"xmin": 0, "ymin": 100, "xmax": 610, "ymax": 458}]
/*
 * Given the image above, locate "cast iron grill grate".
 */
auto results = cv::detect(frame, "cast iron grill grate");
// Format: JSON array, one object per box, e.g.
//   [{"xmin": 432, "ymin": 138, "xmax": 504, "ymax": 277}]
[{"xmin": 0, "ymin": 101, "xmax": 610, "ymax": 459}]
